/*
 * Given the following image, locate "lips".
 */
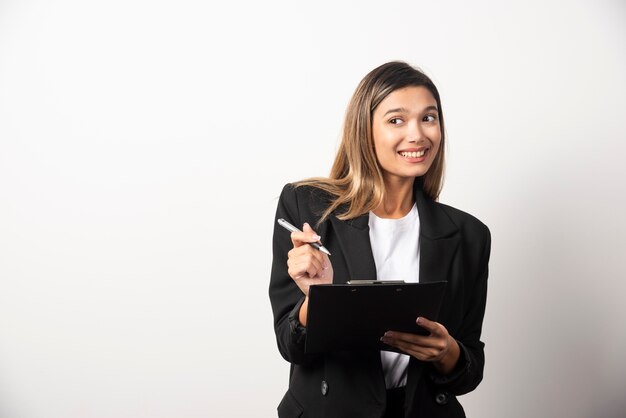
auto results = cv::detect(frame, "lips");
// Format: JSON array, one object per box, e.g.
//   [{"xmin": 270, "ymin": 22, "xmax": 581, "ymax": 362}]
[
  {"xmin": 399, "ymin": 150, "xmax": 426, "ymax": 158},
  {"xmin": 398, "ymin": 147, "xmax": 429, "ymax": 159}
]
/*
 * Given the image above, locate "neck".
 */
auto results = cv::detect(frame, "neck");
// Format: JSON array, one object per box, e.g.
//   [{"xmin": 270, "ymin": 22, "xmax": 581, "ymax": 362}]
[{"xmin": 373, "ymin": 177, "xmax": 415, "ymax": 219}]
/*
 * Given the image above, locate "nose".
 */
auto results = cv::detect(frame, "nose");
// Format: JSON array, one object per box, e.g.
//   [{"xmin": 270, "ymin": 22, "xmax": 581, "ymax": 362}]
[{"xmin": 407, "ymin": 120, "xmax": 425, "ymax": 143}]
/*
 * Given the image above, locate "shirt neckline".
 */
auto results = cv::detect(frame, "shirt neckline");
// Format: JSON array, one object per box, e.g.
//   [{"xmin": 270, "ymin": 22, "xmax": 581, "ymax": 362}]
[{"xmin": 369, "ymin": 202, "xmax": 418, "ymax": 227}]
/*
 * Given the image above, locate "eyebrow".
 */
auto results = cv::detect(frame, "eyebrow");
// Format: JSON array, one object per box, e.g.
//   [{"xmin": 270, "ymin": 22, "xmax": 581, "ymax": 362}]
[{"xmin": 383, "ymin": 105, "xmax": 439, "ymax": 116}]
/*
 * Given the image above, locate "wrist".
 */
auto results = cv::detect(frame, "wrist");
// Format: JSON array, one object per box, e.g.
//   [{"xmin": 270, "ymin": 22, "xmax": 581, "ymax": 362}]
[
  {"xmin": 433, "ymin": 336, "xmax": 460, "ymax": 375},
  {"xmin": 298, "ymin": 296, "xmax": 309, "ymax": 327}
]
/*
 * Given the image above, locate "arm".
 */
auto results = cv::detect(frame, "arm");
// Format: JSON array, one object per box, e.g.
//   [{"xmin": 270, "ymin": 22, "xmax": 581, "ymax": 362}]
[
  {"xmin": 428, "ymin": 226, "xmax": 492, "ymax": 395},
  {"xmin": 268, "ymin": 184, "xmax": 331, "ymax": 365}
]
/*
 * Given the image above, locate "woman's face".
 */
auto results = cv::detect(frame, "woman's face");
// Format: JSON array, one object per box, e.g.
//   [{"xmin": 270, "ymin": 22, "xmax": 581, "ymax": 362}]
[{"xmin": 371, "ymin": 86, "xmax": 442, "ymax": 183}]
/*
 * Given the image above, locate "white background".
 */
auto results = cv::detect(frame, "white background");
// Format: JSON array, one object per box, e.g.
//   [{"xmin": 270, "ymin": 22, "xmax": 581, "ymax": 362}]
[{"xmin": 1, "ymin": 0, "xmax": 625, "ymax": 417}]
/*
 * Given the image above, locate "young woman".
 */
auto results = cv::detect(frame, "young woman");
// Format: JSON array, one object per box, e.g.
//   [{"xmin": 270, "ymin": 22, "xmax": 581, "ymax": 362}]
[{"xmin": 269, "ymin": 61, "xmax": 491, "ymax": 418}]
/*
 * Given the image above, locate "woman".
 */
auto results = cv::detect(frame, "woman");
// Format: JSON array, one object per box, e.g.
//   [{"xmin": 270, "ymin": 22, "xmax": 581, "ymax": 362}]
[{"xmin": 269, "ymin": 61, "xmax": 491, "ymax": 418}]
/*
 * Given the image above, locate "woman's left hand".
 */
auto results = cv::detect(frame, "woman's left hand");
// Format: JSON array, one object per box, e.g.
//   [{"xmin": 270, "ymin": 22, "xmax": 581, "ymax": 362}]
[{"xmin": 380, "ymin": 316, "xmax": 460, "ymax": 375}]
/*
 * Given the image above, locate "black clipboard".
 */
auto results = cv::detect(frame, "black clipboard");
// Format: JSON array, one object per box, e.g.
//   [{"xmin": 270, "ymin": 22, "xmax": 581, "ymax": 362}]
[{"xmin": 305, "ymin": 281, "xmax": 447, "ymax": 354}]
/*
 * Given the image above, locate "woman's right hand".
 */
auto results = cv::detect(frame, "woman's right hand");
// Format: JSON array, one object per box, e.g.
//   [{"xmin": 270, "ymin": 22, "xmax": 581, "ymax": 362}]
[{"xmin": 287, "ymin": 222, "xmax": 333, "ymax": 297}]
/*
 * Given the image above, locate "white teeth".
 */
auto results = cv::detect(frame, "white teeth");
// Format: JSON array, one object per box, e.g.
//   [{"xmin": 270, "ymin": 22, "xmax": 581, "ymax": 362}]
[{"xmin": 400, "ymin": 150, "xmax": 426, "ymax": 158}]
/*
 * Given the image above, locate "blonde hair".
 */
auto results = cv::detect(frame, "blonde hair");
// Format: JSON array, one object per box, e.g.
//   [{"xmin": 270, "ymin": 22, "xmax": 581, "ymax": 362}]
[{"xmin": 295, "ymin": 61, "xmax": 446, "ymax": 224}]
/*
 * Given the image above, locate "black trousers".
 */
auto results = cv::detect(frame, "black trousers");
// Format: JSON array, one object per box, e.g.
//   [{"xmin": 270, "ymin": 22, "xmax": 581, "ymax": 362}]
[{"xmin": 383, "ymin": 387, "xmax": 406, "ymax": 418}]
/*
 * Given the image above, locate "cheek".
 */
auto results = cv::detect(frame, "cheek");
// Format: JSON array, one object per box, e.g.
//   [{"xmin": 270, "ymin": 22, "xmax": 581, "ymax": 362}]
[
  {"xmin": 430, "ymin": 131, "xmax": 443, "ymax": 150},
  {"xmin": 373, "ymin": 133, "xmax": 393, "ymax": 156}
]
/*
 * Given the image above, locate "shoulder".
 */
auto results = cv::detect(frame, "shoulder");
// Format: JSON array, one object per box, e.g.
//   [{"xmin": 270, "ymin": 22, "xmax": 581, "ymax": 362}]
[
  {"xmin": 279, "ymin": 182, "xmax": 331, "ymax": 207},
  {"xmin": 431, "ymin": 200, "xmax": 492, "ymax": 269},
  {"xmin": 277, "ymin": 182, "xmax": 333, "ymax": 224},
  {"xmin": 436, "ymin": 201, "xmax": 491, "ymax": 242},
  {"xmin": 279, "ymin": 182, "xmax": 330, "ymax": 202}
]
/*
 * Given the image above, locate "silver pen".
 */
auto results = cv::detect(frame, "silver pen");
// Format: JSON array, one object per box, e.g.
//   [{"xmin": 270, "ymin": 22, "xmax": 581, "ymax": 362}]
[{"xmin": 277, "ymin": 218, "xmax": 332, "ymax": 256}]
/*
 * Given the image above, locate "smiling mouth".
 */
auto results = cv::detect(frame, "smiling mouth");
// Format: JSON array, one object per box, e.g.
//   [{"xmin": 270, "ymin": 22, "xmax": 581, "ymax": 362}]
[{"xmin": 398, "ymin": 149, "xmax": 427, "ymax": 158}]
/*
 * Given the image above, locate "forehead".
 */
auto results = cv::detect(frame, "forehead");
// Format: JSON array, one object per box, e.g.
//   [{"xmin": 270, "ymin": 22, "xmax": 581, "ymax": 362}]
[{"xmin": 375, "ymin": 86, "xmax": 437, "ymax": 114}]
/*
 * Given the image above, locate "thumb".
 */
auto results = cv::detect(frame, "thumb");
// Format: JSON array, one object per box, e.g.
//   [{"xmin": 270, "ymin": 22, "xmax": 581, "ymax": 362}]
[
  {"xmin": 416, "ymin": 317, "xmax": 440, "ymax": 334},
  {"xmin": 302, "ymin": 222, "xmax": 321, "ymax": 243}
]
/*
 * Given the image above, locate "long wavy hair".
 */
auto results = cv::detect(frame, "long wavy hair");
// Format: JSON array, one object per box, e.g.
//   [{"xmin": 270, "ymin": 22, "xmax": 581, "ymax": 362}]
[{"xmin": 295, "ymin": 61, "xmax": 446, "ymax": 224}]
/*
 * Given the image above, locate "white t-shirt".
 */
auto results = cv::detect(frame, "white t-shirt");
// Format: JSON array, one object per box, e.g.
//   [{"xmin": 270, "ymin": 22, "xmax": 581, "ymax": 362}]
[{"xmin": 368, "ymin": 202, "xmax": 420, "ymax": 389}]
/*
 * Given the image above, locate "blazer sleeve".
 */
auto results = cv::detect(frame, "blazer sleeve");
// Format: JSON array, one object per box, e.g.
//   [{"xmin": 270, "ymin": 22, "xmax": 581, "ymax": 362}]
[
  {"xmin": 428, "ymin": 224, "xmax": 491, "ymax": 395},
  {"xmin": 268, "ymin": 184, "xmax": 322, "ymax": 365}
]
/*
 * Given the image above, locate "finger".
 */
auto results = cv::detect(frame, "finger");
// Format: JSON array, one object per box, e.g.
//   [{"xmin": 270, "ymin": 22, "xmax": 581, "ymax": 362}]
[
  {"xmin": 291, "ymin": 254, "xmax": 325, "ymax": 279},
  {"xmin": 381, "ymin": 334, "xmax": 443, "ymax": 361},
  {"xmin": 290, "ymin": 223, "xmax": 322, "ymax": 247},
  {"xmin": 290, "ymin": 245, "xmax": 326, "ymax": 271},
  {"xmin": 382, "ymin": 331, "xmax": 431, "ymax": 347},
  {"xmin": 416, "ymin": 317, "xmax": 442, "ymax": 335},
  {"xmin": 383, "ymin": 330, "xmax": 449, "ymax": 354},
  {"xmin": 304, "ymin": 255, "xmax": 325, "ymax": 278},
  {"xmin": 302, "ymin": 223, "xmax": 322, "ymax": 243},
  {"xmin": 287, "ymin": 262, "xmax": 309, "ymax": 280},
  {"xmin": 288, "ymin": 244, "xmax": 323, "ymax": 259},
  {"xmin": 320, "ymin": 252, "xmax": 331, "ymax": 270},
  {"xmin": 290, "ymin": 250, "xmax": 330, "ymax": 275},
  {"xmin": 380, "ymin": 335, "xmax": 429, "ymax": 359}
]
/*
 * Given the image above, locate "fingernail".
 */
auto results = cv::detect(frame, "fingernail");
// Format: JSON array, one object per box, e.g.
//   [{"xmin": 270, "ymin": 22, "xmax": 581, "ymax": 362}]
[
  {"xmin": 384, "ymin": 331, "xmax": 392, "ymax": 337},
  {"xmin": 312, "ymin": 234, "xmax": 321, "ymax": 241},
  {"xmin": 416, "ymin": 317, "xmax": 422, "ymax": 325}
]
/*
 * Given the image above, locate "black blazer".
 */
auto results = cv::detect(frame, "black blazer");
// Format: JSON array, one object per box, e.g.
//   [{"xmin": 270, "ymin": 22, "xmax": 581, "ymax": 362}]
[{"xmin": 269, "ymin": 181, "xmax": 491, "ymax": 418}]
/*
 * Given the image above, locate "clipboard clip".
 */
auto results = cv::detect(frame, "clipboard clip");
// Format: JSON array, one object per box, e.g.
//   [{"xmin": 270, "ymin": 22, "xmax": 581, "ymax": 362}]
[{"xmin": 346, "ymin": 280, "xmax": 406, "ymax": 285}]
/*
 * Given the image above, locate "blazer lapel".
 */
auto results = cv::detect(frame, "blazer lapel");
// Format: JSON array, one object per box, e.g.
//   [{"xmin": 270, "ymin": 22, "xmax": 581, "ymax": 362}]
[
  {"xmin": 329, "ymin": 213, "xmax": 377, "ymax": 283},
  {"xmin": 415, "ymin": 186, "xmax": 461, "ymax": 284},
  {"xmin": 328, "ymin": 184, "xmax": 461, "ymax": 284},
  {"xmin": 406, "ymin": 184, "xmax": 462, "ymax": 408}
]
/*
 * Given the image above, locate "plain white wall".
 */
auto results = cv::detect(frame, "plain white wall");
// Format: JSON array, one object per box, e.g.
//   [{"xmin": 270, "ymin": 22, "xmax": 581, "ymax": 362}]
[{"xmin": 1, "ymin": 0, "xmax": 625, "ymax": 417}]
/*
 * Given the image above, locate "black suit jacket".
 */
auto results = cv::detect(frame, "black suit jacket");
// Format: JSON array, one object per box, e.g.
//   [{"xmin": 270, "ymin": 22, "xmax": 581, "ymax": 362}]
[{"xmin": 269, "ymin": 181, "xmax": 491, "ymax": 418}]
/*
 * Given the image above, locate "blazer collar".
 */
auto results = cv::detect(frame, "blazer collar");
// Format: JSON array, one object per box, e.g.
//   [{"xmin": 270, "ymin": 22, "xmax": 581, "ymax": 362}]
[
  {"xmin": 413, "ymin": 183, "xmax": 461, "ymax": 286},
  {"xmin": 414, "ymin": 186, "xmax": 458, "ymax": 240},
  {"xmin": 329, "ymin": 180, "xmax": 460, "ymax": 282}
]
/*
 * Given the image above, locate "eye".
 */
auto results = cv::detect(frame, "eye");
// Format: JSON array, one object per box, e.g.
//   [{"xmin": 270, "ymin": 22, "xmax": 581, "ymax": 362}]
[
  {"xmin": 389, "ymin": 117, "xmax": 403, "ymax": 125},
  {"xmin": 423, "ymin": 114, "xmax": 438, "ymax": 123}
]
